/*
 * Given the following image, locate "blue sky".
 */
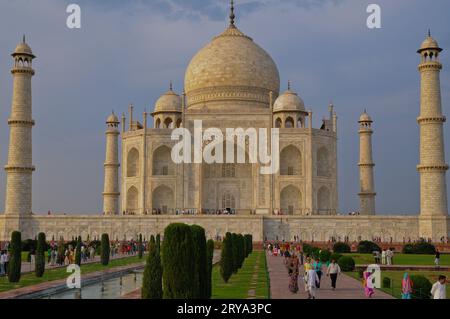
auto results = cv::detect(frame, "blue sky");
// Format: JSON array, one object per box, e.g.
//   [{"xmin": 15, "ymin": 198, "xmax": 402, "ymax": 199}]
[{"xmin": 0, "ymin": 0, "xmax": 449, "ymax": 215}]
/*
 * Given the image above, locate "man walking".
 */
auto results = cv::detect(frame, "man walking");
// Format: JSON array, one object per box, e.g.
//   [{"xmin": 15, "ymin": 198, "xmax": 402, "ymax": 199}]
[
  {"xmin": 326, "ymin": 259, "xmax": 341, "ymax": 290},
  {"xmin": 431, "ymin": 275, "xmax": 447, "ymax": 299}
]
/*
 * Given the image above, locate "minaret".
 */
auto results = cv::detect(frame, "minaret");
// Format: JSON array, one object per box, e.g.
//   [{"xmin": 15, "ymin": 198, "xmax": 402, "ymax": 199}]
[
  {"xmin": 358, "ymin": 111, "xmax": 376, "ymax": 215},
  {"xmin": 417, "ymin": 32, "xmax": 448, "ymax": 239},
  {"xmin": 4, "ymin": 37, "xmax": 36, "ymax": 217},
  {"xmin": 102, "ymin": 112, "xmax": 120, "ymax": 215}
]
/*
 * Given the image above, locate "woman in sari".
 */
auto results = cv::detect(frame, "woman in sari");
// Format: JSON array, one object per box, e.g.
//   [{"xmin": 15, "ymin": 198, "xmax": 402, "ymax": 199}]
[
  {"xmin": 363, "ymin": 271, "xmax": 375, "ymax": 298},
  {"xmin": 288, "ymin": 255, "xmax": 299, "ymax": 293},
  {"xmin": 401, "ymin": 272, "xmax": 413, "ymax": 299}
]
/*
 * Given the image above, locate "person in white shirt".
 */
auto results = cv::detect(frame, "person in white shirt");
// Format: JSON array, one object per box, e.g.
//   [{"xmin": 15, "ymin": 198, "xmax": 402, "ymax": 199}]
[
  {"xmin": 306, "ymin": 269, "xmax": 320, "ymax": 299},
  {"xmin": 381, "ymin": 250, "xmax": 386, "ymax": 265},
  {"xmin": 326, "ymin": 259, "xmax": 341, "ymax": 290},
  {"xmin": 431, "ymin": 275, "xmax": 447, "ymax": 299}
]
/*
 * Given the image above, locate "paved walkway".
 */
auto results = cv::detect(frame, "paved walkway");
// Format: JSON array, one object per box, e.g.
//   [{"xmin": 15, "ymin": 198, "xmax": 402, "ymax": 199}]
[{"xmin": 267, "ymin": 253, "xmax": 394, "ymax": 299}]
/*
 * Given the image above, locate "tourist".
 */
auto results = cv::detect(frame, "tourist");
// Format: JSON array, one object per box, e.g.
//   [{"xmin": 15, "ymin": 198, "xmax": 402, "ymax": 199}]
[
  {"xmin": 0, "ymin": 251, "xmax": 5, "ymax": 276},
  {"xmin": 90, "ymin": 246, "xmax": 95, "ymax": 260},
  {"xmin": 50, "ymin": 248, "xmax": 56, "ymax": 266},
  {"xmin": 4, "ymin": 251, "xmax": 9, "ymax": 275},
  {"xmin": 299, "ymin": 251, "xmax": 304, "ymax": 265},
  {"xmin": 381, "ymin": 249, "xmax": 386, "ymax": 265},
  {"xmin": 431, "ymin": 275, "xmax": 447, "ymax": 299},
  {"xmin": 434, "ymin": 249, "xmax": 441, "ymax": 268},
  {"xmin": 326, "ymin": 259, "xmax": 341, "ymax": 290},
  {"xmin": 401, "ymin": 272, "xmax": 413, "ymax": 299},
  {"xmin": 47, "ymin": 247, "xmax": 52, "ymax": 264},
  {"xmin": 314, "ymin": 257, "xmax": 323, "ymax": 288},
  {"xmin": 363, "ymin": 271, "xmax": 375, "ymax": 298},
  {"xmin": 288, "ymin": 254, "xmax": 299, "ymax": 294},
  {"xmin": 64, "ymin": 248, "xmax": 70, "ymax": 265},
  {"xmin": 386, "ymin": 248, "xmax": 393, "ymax": 265},
  {"xmin": 305, "ymin": 268, "xmax": 320, "ymax": 299}
]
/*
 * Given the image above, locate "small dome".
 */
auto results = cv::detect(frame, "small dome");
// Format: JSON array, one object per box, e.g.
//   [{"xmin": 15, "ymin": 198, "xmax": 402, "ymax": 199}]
[
  {"xmin": 13, "ymin": 37, "xmax": 35, "ymax": 57},
  {"xmin": 106, "ymin": 112, "xmax": 119, "ymax": 124},
  {"xmin": 418, "ymin": 35, "xmax": 442, "ymax": 53},
  {"xmin": 273, "ymin": 89, "xmax": 305, "ymax": 112},
  {"xmin": 154, "ymin": 88, "xmax": 182, "ymax": 113},
  {"xmin": 359, "ymin": 111, "xmax": 372, "ymax": 122}
]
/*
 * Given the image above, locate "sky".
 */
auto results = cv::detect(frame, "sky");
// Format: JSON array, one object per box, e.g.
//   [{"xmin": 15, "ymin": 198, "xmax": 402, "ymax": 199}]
[{"xmin": 0, "ymin": 0, "xmax": 449, "ymax": 215}]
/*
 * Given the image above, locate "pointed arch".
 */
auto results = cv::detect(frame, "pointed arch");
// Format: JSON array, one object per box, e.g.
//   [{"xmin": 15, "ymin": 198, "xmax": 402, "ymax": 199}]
[
  {"xmin": 280, "ymin": 145, "xmax": 301, "ymax": 176},
  {"xmin": 126, "ymin": 186, "xmax": 139, "ymax": 213},
  {"xmin": 152, "ymin": 185, "xmax": 174, "ymax": 214},
  {"xmin": 153, "ymin": 145, "xmax": 174, "ymax": 176},
  {"xmin": 280, "ymin": 185, "xmax": 301, "ymax": 215},
  {"xmin": 317, "ymin": 147, "xmax": 330, "ymax": 177},
  {"xmin": 317, "ymin": 186, "xmax": 330, "ymax": 214},
  {"xmin": 127, "ymin": 148, "xmax": 140, "ymax": 177},
  {"xmin": 285, "ymin": 117, "xmax": 294, "ymax": 128}
]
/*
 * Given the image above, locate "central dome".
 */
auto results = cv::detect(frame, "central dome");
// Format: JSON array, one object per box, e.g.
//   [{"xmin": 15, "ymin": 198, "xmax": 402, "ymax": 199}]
[{"xmin": 184, "ymin": 24, "xmax": 280, "ymax": 109}]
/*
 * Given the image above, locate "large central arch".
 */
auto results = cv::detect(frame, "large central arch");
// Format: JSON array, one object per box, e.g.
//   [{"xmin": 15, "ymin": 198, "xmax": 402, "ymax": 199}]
[
  {"xmin": 152, "ymin": 185, "xmax": 174, "ymax": 214},
  {"xmin": 280, "ymin": 185, "xmax": 301, "ymax": 215}
]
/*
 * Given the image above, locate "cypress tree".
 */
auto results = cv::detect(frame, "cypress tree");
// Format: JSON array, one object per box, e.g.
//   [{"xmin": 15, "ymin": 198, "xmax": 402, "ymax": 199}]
[
  {"xmin": 231, "ymin": 233, "xmax": 239, "ymax": 273},
  {"xmin": 162, "ymin": 223, "xmax": 195, "ymax": 299},
  {"xmin": 138, "ymin": 234, "xmax": 143, "ymax": 259},
  {"xmin": 35, "ymin": 232, "xmax": 46, "ymax": 277},
  {"xmin": 75, "ymin": 236, "xmax": 82, "ymax": 266},
  {"xmin": 220, "ymin": 232, "xmax": 233, "ymax": 283},
  {"xmin": 100, "ymin": 233, "xmax": 110, "ymax": 266},
  {"xmin": 190, "ymin": 225, "xmax": 207, "ymax": 298},
  {"xmin": 206, "ymin": 239, "xmax": 215, "ymax": 299},
  {"xmin": 8, "ymin": 231, "xmax": 22, "ymax": 283},
  {"xmin": 238, "ymin": 234, "xmax": 245, "ymax": 269},
  {"xmin": 156, "ymin": 234, "xmax": 161, "ymax": 254},
  {"xmin": 141, "ymin": 235, "xmax": 163, "ymax": 299},
  {"xmin": 57, "ymin": 237, "xmax": 65, "ymax": 265}
]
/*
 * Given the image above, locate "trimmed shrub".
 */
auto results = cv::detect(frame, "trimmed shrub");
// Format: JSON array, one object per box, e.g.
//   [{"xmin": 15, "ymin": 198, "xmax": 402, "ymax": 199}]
[
  {"xmin": 8, "ymin": 231, "xmax": 22, "ymax": 283},
  {"xmin": 237, "ymin": 234, "xmax": 245, "ymax": 269},
  {"xmin": 156, "ymin": 234, "xmax": 161, "ymax": 254},
  {"xmin": 75, "ymin": 236, "xmax": 82, "ymax": 266},
  {"xmin": 402, "ymin": 242, "xmax": 436, "ymax": 255},
  {"xmin": 57, "ymin": 237, "xmax": 65, "ymax": 265},
  {"xmin": 206, "ymin": 239, "xmax": 215, "ymax": 299},
  {"xmin": 337, "ymin": 256, "xmax": 355, "ymax": 272},
  {"xmin": 138, "ymin": 234, "xmax": 143, "ymax": 259},
  {"xmin": 319, "ymin": 249, "xmax": 332, "ymax": 263},
  {"xmin": 248, "ymin": 235, "xmax": 253, "ymax": 254},
  {"xmin": 244, "ymin": 234, "xmax": 252, "ymax": 257},
  {"xmin": 100, "ymin": 233, "xmax": 110, "ymax": 266},
  {"xmin": 410, "ymin": 275, "xmax": 432, "ymax": 299},
  {"xmin": 382, "ymin": 277, "xmax": 391, "ymax": 289},
  {"xmin": 357, "ymin": 241, "xmax": 381, "ymax": 254},
  {"xmin": 21, "ymin": 239, "xmax": 37, "ymax": 252},
  {"xmin": 333, "ymin": 242, "xmax": 351, "ymax": 253},
  {"xmin": 35, "ymin": 232, "xmax": 46, "ymax": 277},
  {"xmin": 231, "ymin": 233, "xmax": 240, "ymax": 273},
  {"xmin": 141, "ymin": 235, "xmax": 162, "ymax": 299},
  {"xmin": 162, "ymin": 223, "xmax": 195, "ymax": 299},
  {"xmin": 330, "ymin": 253, "xmax": 343, "ymax": 262},
  {"xmin": 220, "ymin": 232, "xmax": 233, "ymax": 283},
  {"xmin": 190, "ymin": 225, "xmax": 207, "ymax": 298}
]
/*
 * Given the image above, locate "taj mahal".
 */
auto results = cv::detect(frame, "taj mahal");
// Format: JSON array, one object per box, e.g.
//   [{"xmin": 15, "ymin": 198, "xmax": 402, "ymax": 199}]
[{"xmin": 0, "ymin": 4, "xmax": 448, "ymax": 243}]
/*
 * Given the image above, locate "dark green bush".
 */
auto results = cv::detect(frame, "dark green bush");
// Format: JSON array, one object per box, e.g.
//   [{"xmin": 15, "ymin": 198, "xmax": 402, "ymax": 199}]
[
  {"xmin": 237, "ymin": 234, "xmax": 245, "ymax": 269},
  {"xmin": 410, "ymin": 275, "xmax": 432, "ymax": 299},
  {"xmin": 319, "ymin": 249, "xmax": 332, "ymax": 263},
  {"xmin": 337, "ymin": 256, "xmax": 355, "ymax": 272},
  {"xmin": 190, "ymin": 225, "xmax": 207, "ymax": 298},
  {"xmin": 138, "ymin": 234, "xmax": 143, "ymax": 259},
  {"xmin": 330, "ymin": 253, "xmax": 343, "ymax": 262},
  {"xmin": 231, "ymin": 233, "xmax": 239, "ymax": 273},
  {"xmin": 206, "ymin": 239, "xmax": 215, "ymax": 299},
  {"xmin": 162, "ymin": 223, "xmax": 195, "ymax": 299},
  {"xmin": 333, "ymin": 242, "xmax": 351, "ymax": 253},
  {"xmin": 75, "ymin": 236, "xmax": 82, "ymax": 266},
  {"xmin": 8, "ymin": 231, "xmax": 22, "ymax": 283},
  {"xmin": 357, "ymin": 241, "xmax": 381, "ymax": 254},
  {"xmin": 21, "ymin": 239, "xmax": 37, "ymax": 252},
  {"xmin": 382, "ymin": 277, "xmax": 391, "ymax": 288},
  {"xmin": 402, "ymin": 242, "xmax": 436, "ymax": 255},
  {"xmin": 141, "ymin": 235, "xmax": 162, "ymax": 299},
  {"xmin": 100, "ymin": 234, "xmax": 110, "ymax": 266},
  {"xmin": 220, "ymin": 232, "xmax": 233, "ymax": 283},
  {"xmin": 35, "ymin": 232, "xmax": 46, "ymax": 277}
]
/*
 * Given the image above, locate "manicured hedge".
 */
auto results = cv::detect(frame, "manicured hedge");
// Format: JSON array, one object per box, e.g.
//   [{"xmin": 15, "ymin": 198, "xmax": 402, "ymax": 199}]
[
  {"xmin": 75, "ymin": 236, "xmax": 82, "ymax": 266},
  {"xmin": 220, "ymin": 232, "xmax": 233, "ymax": 283},
  {"xmin": 410, "ymin": 275, "xmax": 432, "ymax": 299},
  {"xmin": 8, "ymin": 231, "xmax": 22, "ymax": 283},
  {"xmin": 319, "ymin": 249, "xmax": 331, "ymax": 263},
  {"xmin": 206, "ymin": 239, "xmax": 215, "ymax": 299},
  {"xmin": 337, "ymin": 256, "xmax": 355, "ymax": 272},
  {"xmin": 142, "ymin": 235, "xmax": 162, "ymax": 299},
  {"xmin": 100, "ymin": 233, "xmax": 110, "ymax": 266},
  {"xmin": 333, "ymin": 242, "xmax": 351, "ymax": 253},
  {"xmin": 35, "ymin": 232, "xmax": 46, "ymax": 277},
  {"xmin": 402, "ymin": 242, "xmax": 436, "ymax": 255},
  {"xmin": 190, "ymin": 225, "xmax": 207, "ymax": 298},
  {"xmin": 162, "ymin": 223, "xmax": 195, "ymax": 299},
  {"xmin": 357, "ymin": 241, "xmax": 381, "ymax": 253}
]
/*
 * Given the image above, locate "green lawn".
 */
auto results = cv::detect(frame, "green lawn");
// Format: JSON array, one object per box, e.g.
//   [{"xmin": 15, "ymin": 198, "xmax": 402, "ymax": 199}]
[
  {"xmin": 346, "ymin": 270, "xmax": 450, "ymax": 299},
  {"xmin": 344, "ymin": 253, "xmax": 450, "ymax": 266},
  {"xmin": 212, "ymin": 251, "xmax": 269, "ymax": 299},
  {"xmin": 0, "ymin": 256, "xmax": 144, "ymax": 293}
]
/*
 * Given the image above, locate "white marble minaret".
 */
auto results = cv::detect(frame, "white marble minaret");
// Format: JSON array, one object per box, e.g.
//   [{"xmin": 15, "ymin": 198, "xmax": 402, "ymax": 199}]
[
  {"xmin": 417, "ymin": 32, "xmax": 448, "ymax": 240},
  {"xmin": 358, "ymin": 111, "xmax": 376, "ymax": 215},
  {"xmin": 4, "ymin": 37, "xmax": 36, "ymax": 218},
  {"xmin": 102, "ymin": 112, "xmax": 120, "ymax": 215}
]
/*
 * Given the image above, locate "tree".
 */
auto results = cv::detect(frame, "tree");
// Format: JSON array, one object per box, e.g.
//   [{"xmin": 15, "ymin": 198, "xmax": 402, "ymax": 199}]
[
  {"xmin": 35, "ymin": 232, "xmax": 46, "ymax": 277},
  {"xmin": 190, "ymin": 225, "xmax": 207, "ymax": 298},
  {"xmin": 237, "ymin": 234, "xmax": 245, "ymax": 269},
  {"xmin": 100, "ymin": 233, "xmax": 110, "ymax": 266},
  {"xmin": 75, "ymin": 236, "xmax": 82, "ymax": 266},
  {"xmin": 138, "ymin": 234, "xmax": 143, "ymax": 259},
  {"xmin": 57, "ymin": 237, "xmax": 65, "ymax": 265},
  {"xmin": 220, "ymin": 232, "xmax": 233, "ymax": 283},
  {"xmin": 8, "ymin": 231, "xmax": 22, "ymax": 283},
  {"xmin": 141, "ymin": 235, "xmax": 162, "ymax": 299},
  {"xmin": 231, "ymin": 233, "xmax": 239, "ymax": 273},
  {"xmin": 162, "ymin": 223, "xmax": 195, "ymax": 299},
  {"xmin": 206, "ymin": 239, "xmax": 215, "ymax": 299}
]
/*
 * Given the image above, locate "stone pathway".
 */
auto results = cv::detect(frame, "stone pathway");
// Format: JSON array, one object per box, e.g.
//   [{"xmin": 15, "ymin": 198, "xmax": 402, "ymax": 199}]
[
  {"xmin": 246, "ymin": 255, "xmax": 261, "ymax": 299},
  {"xmin": 267, "ymin": 252, "xmax": 394, "ymax": 299}
]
